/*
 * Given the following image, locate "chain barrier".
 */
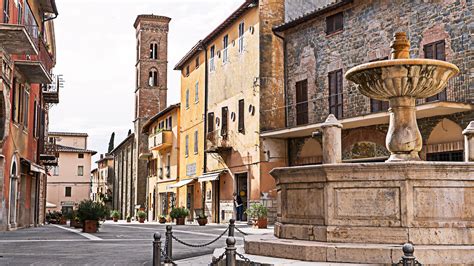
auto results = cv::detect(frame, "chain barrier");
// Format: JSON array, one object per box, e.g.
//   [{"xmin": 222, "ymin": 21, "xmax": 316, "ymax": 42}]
[
  {"xmin": 210, "ymin": 251, "xmax": 227, "ymax": 266},
  {"xmin": 171, "ymin": 227, "xmax": 229, "ymax": 248},
  {"xmin": 160, "ymin": 247, "xmax": 177, "ymax": 266},
  {"xmin": 236, "ymin": 251, "xmax": 258, "ymax": 265},
  {"xmin": 234, "ymin": 226, "xmax": 248, "ymax": 236}
]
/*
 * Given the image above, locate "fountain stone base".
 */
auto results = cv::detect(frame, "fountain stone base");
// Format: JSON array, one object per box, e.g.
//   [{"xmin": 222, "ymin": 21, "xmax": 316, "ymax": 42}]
[{"xmin": 244, "ymin": 162, "xmax": 474, "ymax": 264}]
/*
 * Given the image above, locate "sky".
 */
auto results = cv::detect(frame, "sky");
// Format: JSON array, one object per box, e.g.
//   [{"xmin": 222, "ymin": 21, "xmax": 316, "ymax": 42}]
[{"xmin": 50, "ymin": 0, "xmax": 243, "ymax": 165}]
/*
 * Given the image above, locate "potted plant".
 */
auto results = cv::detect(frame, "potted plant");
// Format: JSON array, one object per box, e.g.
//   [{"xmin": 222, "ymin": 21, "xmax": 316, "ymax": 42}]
[
  {"xmin": 76, "ymin": 199, "xmax": 108, "ymax": 233},
  {"xmin": 159, "ymin": 215, "xmax": 167, "ymax": 224},
  {"xmin": 170, "ymin": 207, "xmax": 189, "ymax": 225},
  {"xmin": 245, "ymin": 203, "xmax": 268, "ymax": 229},
  {"xmin": 111, "ymin": 210, "xmax": 120, "ymax": 222},
  {"xmin": 196, "ymin": 214, "xmax": 208, "ymax": 226},
  {"xmin": 73, "ymin": 217, "xmax": 82, "ymax": 228},
  {"xmin": 137, "ymin": 211, "xmax": 147, "ymax": 223}
]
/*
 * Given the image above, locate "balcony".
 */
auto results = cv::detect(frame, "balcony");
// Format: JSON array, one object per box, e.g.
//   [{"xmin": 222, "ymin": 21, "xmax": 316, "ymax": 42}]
[
  {"xmin": 149, "ymin": 130, "xmax": 173, "ymax": 152},
  {"xmin": 14, "ymin": 37, "xmax": 53, "ymax": 84},
  {"xmin": 0, "ymin": 24, "xmax": 38, "ymax": 55},
  {"xmin": 42, "ymin": 74, "xmax": 63, "ymax": 104},
  {"xmin": 39, "ymin": 137, "xmax": 58, "ymax": 166},
  {"xmin": 205, "ymin": 130, "xmax": 232, "ymax": 153}
]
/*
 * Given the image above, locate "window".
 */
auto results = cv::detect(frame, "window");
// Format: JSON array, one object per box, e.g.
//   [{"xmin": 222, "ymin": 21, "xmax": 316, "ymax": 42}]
[
  {"xmin": 296, "ymin": 80, "xmax": 309, "ymax": 125},
  {"xmin": 148, "ymin": 159, "xmax": 157, "ymax": 177},
  {"xmin": 194, "ymin": 130, "xmax": 198, "ymax": 154},
  {"xmin": 53, "ymin": 166, "xmax": 59, "ymax": 176},
  {"xmin": 427, "ymin": 151, "xmax": 463, "ymax": 162},
  {"xmin": 185, "ymin": 135, "xmax": 189, "ymax": 157},
  {"xmin": 328, "ymin": 70, "xmax": 343, "ymax": 119},
  {"xmin": 185, "ymin": 89, "xmax": 190, "ymax": 108},
  {"xmin": 150, "ymin": 43, "xmax": 158, "ymax": 59},
  {"xmin": 78, "ymin": 153, "xmax": 84, "ymax": 159},
  {"xmin": 370, "ymin": 99, "xmax": 389, "ymax": 113},
  {"xmin": 23, "ymin": 88, "xmax": 29, "ymax": 128},
  {"xmin": 33, "ymin": 100, "xmax": 38, "ymax": 137},
  {"xmin": 223, "ymin": 35, "xmax": 229, "ymax": 63},
  {"xmin": 168, "ymin": 116, "xmax": 172, "ymax": 130},
  {"xmin": 326, "ymin": 12, "xmax": 343, "ymax": 35},
  {"xmin": 210, "ymin": 45, "xmax": 216, "ymax": 71},
  {"xmin": 77, "ymin": 166, "xmax": 84, "ymax": 176},
  {"xmin": 3, "ymin": 0, "xmax": 9, "ymax": 23},
  {"xmin": 136, "ymin": 40, "xmax": 140, "ymax": 61},
  {"xmin": 65, "ymin": 187, "xmax": 71, "ymax": 197},
  {"xmin": 11, "ymin": 79, "xmax": 16, "ymax": 122},
  {"xmin": 17, "ymin": 2, "xmax": 22, "ymax": 24},
  {"xmin": 238, "ymin": 22, "xmax": 245, "ymax": 53},
  {"xmin": 207, "ymin": 112, "xmax": 215, "ymax": 133},
  {"xmin": 194, "ymin": 82, "xmax": 199, "ymax": 103},
  {"xmin": 149, "ymin": 70, "xmax": 158, "ymax": 86},
  {"xmin": 238, "ymin": 99, "xmax": 245, "ymax": 133},
  {"xmin": 425, "ymin": 40, "xmax": 446, "ymax": 102},
  {"xmin": 221, "ymin": 106, "xmax": 228, "ymax": 137},
  {"xmin": 166, "ymin": 154, "xmax": 170, "ymax": 177},
  {"xmin": 195, "ymin": 56, "xmax": 199, "ymax": 68}
]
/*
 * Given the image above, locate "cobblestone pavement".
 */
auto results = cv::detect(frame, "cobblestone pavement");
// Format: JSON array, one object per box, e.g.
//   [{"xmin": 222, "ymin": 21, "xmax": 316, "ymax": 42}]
[{"xmin": 0, "ymin": 221, "xmax": 259, "ymax": 265}]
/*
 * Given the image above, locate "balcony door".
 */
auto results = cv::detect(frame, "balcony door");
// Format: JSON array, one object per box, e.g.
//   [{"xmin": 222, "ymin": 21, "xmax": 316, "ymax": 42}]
[{"xmin": 296, "ymin": 80, "xmax": 308, "ymax": 125}]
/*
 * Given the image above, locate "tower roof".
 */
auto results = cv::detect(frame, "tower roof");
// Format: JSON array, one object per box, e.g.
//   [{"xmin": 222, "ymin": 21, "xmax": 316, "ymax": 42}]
[{"xmin": 134, "ymin": 14, "xmax": 171, "ymax": 28}]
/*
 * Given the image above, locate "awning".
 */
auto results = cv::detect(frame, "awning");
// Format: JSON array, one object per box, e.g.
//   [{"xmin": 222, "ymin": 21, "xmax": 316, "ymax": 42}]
[
  {"xmin": 168, "ymin": 178, "xmax": 196, "ymax": 188},
  {"xmin": 197, "ymin": 171, "xmax": 226, "ymax": 182},
  {"xmin": 46, "ymin": 202, "xmax": 56, "ymax": 208},
  {"xmin": 30, "ymin": 163, "xmax": 46, "ymax": 174}
]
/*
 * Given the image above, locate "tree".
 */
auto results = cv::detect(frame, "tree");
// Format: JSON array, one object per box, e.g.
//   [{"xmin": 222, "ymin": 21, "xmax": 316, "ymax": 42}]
[{"xmin": 108, "ymin": 132, "xmax": 115, "ymax": 153}]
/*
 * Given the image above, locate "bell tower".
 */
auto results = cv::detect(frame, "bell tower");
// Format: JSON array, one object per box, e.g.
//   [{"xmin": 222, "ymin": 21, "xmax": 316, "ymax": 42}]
[{"xmin": 133, "ymin": 14, "xmax": 170, "ymax": 208}]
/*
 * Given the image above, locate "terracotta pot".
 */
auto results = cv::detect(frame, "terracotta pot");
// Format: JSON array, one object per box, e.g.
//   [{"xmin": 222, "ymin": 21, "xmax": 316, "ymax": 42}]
[
  {"xmin": 59, "ymin": 217, "xmax": 67, "ymax": 225},
  {"xmin": 113, "ymin": 217, "xmax": 118, "ymax": 222},
  {"xmin": 126, "ymin": 218, "xmax": 131, "ymax": 223},
  {"xmin": 83, "ymin": 220, "xmax": 98, "ymax": 233},
  {"xmin": 159, "ymin": 218, "xmax": 166, "ymax": 224},
  {"xmin": 256, "ymin": 218, "xmax": 267, "ymax": 229},
  {"xmin": 197, "ymin": 218, "xmax": 207, "ymax": 226},
  {"xmin": 175, "ymin": 217, "xmax": 185, "ymax": 225},
  {"xmin": 69, "ymin": 220, "xmax": 75, "ymax": 227},
  {"xmin": 139, "ymin": 217, "xmax": 145, "ymax": 223}
]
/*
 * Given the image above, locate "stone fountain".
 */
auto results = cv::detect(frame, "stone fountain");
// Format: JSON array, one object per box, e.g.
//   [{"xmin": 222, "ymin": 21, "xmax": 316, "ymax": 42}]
[{"xmin": 244, "ymin": 33, "xmax": 474, "ymax": 265}]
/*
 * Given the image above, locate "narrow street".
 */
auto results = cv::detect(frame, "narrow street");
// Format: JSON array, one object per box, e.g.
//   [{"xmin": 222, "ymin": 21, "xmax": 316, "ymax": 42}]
[{"xmin": 0, "ymin": 222, "xmax": 260, "ymax": 265}]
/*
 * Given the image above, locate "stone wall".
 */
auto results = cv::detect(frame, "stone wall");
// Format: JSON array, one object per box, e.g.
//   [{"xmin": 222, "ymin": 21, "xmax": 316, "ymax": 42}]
[{"xmin": 283, "ymin": 0, "xmax": 473, "ymax": 128}]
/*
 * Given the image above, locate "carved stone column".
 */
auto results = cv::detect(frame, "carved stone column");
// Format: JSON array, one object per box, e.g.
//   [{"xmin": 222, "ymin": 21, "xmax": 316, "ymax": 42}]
[
  {"xmin": 463, "ymin": 121, "xmax": 474, "ymax": 162},
  {"xmin": 320, "ymin": 114, "xmax": 342, "ymax": 164}
]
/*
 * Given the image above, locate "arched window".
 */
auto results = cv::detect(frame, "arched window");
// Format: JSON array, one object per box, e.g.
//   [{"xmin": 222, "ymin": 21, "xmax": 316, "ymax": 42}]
[
  {"xmin": 150, "ymin": 42, "xmax": 158, "ymax": 59},
  {"xmin": 149, "ymin": 70, "xmax": 158, "ymax": 86}
]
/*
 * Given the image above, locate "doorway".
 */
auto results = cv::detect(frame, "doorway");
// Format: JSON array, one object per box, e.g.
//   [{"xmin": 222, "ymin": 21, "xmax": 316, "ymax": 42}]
[
  {"xmin": 186, "ymin": 185, "xmax": 194, "ymax": 219},
  {"xmin": 212, "ymin": 180, "xmax": 220, "ymax": 223},
  {"xmin": 235, "ymin": 173, "xmax": 248, "ymax": 221},
  {"xmin": 9, "ymin": 160, "xmax": 18, "ymax": 228}
]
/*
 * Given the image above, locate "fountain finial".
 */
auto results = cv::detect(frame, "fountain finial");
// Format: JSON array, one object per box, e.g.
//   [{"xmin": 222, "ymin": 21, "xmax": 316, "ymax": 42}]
[{"xmin": 390, "ymin": 32, "xmax": 410, "ymax": 59}]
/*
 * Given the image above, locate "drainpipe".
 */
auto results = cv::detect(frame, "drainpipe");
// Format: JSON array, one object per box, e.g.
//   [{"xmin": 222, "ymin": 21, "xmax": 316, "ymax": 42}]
[{"xmin": 202, "ymin": 43, "xmax": 209, "ymax": 218}]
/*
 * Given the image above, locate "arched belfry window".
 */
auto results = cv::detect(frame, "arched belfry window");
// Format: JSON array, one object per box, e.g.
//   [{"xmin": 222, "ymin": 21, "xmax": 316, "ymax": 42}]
[
  {"xmin": 149, "ymin": 70, "xmax": 158, "ymax": 86},
  {"xmin": 150, "ymin": 42, "xmax": 158, "ymax": 59}
]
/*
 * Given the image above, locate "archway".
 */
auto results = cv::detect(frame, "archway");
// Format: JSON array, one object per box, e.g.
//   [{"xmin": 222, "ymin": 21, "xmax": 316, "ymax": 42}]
[
  {"xmin": 9, "ymin": 156, "xmax": 18, "ymax": 228},
  {"xmin": 424, "ymin": 118, "xmax": 464, "ymax": 161},
  {"xmin": 296, "ymin": 138, "xmax": 322, "ymax": 165}
]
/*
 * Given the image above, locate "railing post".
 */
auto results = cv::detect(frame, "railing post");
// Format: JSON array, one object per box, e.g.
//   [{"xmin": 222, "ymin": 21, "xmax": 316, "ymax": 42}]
[
  {"xmin": 165, "ymin": 225, "xmax": 173, "ymax": 263},
  {"xmin": 228, "ymin": 219, "xmax": 235, "ymax": 237},
  {"xmin": 153, "ymin": 232, "xmax": 161, "ymax": 266},
  {"xmin": 401, "ymin": 243, "xmax": 415, "ymax": 266},
  {"xmin": 225, "ymin": 236, "xmax": 237, "ymax": 266}
]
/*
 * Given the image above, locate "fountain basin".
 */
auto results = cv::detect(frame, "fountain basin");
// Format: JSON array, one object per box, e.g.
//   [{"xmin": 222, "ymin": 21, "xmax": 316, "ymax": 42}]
[{"xmin": 244, "ymin": 162, "xmax": 474, "ymax": 264}]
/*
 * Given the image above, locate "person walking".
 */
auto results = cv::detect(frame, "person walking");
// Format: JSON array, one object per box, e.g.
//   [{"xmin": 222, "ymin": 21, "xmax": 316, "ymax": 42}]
[{"xmin": 233, "ymin": 192, "xmax": 243, "ymax": 221}]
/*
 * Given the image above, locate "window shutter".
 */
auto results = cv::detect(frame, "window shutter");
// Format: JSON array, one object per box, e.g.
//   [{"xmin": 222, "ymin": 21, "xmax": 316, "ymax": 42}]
[
  {"xmin": 436, "ymin": 41, "xmax": 445, "ymax": 61},
  {"xmin": 238, "ymin": 99, "xmax": 245, "ymax": 133},
  {"xmin": 207, "ymin": 112, "xmax": 214, "ymax": 133},
  {"xmin": 424, "ymin": 43, "xmax": 434, "ymax": 59}
]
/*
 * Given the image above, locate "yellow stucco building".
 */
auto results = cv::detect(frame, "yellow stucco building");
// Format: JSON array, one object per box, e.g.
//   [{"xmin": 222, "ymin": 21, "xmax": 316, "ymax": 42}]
[{"xmin": 141, "ymin": 104, "xmax": 180, "ymax": 221}]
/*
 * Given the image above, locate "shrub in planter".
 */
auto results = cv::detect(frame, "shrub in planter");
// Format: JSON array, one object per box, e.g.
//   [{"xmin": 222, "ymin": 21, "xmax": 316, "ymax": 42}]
[
  {"xmin": 76, "ymin": 199, "xmax": 108, "ymax": 233},
  {"xmin": 159, "ymin": 215, "xmax": 167, "ymax": 224},
  {"xmin": 111, "ymin": 210, "xmax": 120, "ymax": 222},
  {"xmin": 245, "ymin": 203, "xmax": 268, "ymax": 229},
  {"xmin": 137, "ymin": 211, "xmax": 147, "ymax": 223},
  {"xmin": 126, "ymin": 216, "xmax": 131, "ymax": 223},
  {"xmin": 196, "ymin": 214, "xmax": 208, "ymax": 226},
  {"xmin": 170, "ymin": 207, "xmax": 189, "ymax": 225}
]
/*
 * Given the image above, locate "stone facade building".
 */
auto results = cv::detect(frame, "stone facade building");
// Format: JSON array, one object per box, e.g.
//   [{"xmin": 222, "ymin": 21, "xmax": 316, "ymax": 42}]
[
  {"xmin": 46, "ymin": 132, "xmax": 95, "ymax": 213},
  {"xmin": 0, "ymin": 0, "xmax": 59, "ymax": 231},
  {"xmin": 263, "ymin": 0, "xmax": 473, "ymax": 165},
  {"xmin": 111, "ymin": 14, "xmax": 170, "ymax": 219},
  {"xmin": 94, "ymin": 154, "xmax": 114, "ymax": 208}
]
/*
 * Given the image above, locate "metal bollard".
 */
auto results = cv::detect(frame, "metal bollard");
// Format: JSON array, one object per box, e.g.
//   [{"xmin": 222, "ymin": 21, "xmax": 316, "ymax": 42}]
[
  {"xmin": 228, "ymin": 219, "xmax": 235, "ymax": 237},
  {"xmin": 165, "ymin": 225, "xmax": 173, "ymax": 263},
  {"xmin": 401, "ymin": 243, "xmax": 415, "ymax": 266},
  {"xmin": 225, "ymin": 236, "xmax": 237, "ymax": 266},
  {"xmin": 153, "ymin": 232, "xmax": 161, "ymax": 266}
]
